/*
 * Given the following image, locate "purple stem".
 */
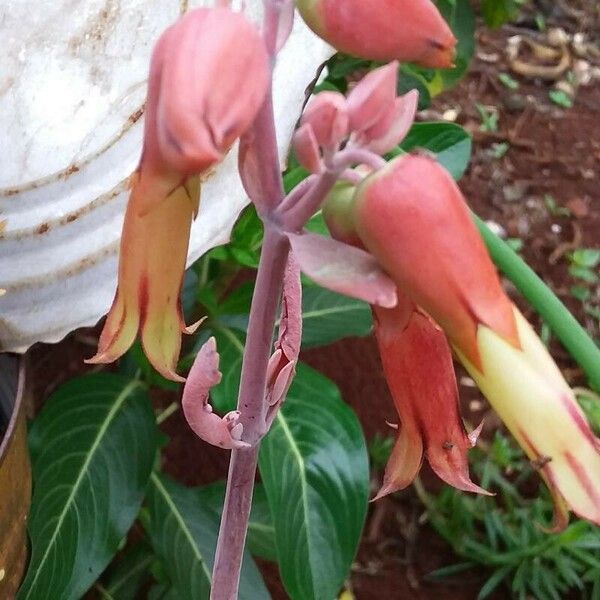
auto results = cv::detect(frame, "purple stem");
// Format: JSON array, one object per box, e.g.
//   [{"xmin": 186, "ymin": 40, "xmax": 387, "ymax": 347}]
[
  {"xmin": 209, "ymin": 5, "xmax": 387, "ymax": 596},
  {"xmin": 211, "ymin": 226, "xmax": 289, "ymax": 600},
  {"xmin": 279, "ymin": 169, "xmax": 340, "ymax": 231},
  {"xmin": 334, "ymin": 147, "xmax": 387, "ymax": 171},
  {"xmin": 278, "ymin": 146, "xmax": 386, "ymax": 230},
  {"xmin": 210, "ymin": 4, "xmax": 290, "ymax": 596}
]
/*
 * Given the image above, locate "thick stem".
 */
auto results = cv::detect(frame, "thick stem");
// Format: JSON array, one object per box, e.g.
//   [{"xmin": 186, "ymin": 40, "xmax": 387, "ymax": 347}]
[{"xmin": 210, "ymin": 227, "xmax": 290, "ymax": 600}]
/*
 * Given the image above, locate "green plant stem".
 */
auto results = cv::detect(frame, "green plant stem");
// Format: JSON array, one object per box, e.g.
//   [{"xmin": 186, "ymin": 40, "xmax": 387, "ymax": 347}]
[{"xmin": 474, "ymin": 215, "xmax": 600, "ymax": 392}]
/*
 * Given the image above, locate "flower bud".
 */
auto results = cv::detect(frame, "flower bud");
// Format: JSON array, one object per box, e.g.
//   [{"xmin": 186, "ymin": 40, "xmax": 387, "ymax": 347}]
[
  {"xmin": 346, "ymin": 62, "xmax": 398, "ymax": 132},
  {"xmin": 293, "ymin": 123, "xmax": 322, "ymax": 173},
  {"xmin": 138, "ymin": 7, "xmax": 269, "ymax": 215},
  {"xmin": 363, "ymin": 90, "xmax": 419, "ymax": 155},
  {"xmin": 322, "ymin": 181, "xmax": 363, "ymax": 247},
  {"xmin": 295, "ymin": 0, "xmax": 456, "ymax": 68},
  {"xmin": 353, "ymin": 153, "xmax": 519, "ymax": 368},
  {"xmin": 299, "ymin": 91, "xmax": 349, "ymax": 150}
]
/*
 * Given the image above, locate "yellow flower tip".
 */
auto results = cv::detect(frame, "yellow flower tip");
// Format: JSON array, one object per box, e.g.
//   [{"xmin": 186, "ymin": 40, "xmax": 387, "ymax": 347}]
[
  {"xmin": 459, "ymin": 313, "xmax": 600, "ymax": 528},
  {"xmin": 92, "ymin": 174, "xmax": 199, "ymax": 382}
]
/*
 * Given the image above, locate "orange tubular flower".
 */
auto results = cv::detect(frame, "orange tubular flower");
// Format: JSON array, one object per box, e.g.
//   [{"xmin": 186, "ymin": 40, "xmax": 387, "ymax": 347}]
[
  {"xmin": 351, "ymin": 153, "xmax": 600, "ymax": 527},
  {"xmin": 88, "ymin": 7, "xmax": 269, "ymax": 380},
  {"xmin": 295, "ymin": 0, "xmax": 457, "ymax": 68},
  {"xmin": 372, "ymin": 295, "xmax": 487, "ymax": 499}
]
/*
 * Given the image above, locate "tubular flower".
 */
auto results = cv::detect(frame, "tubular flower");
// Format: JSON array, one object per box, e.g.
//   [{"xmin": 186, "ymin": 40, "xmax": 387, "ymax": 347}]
[
  {"xmin": 295, "ymin": 0, "xmax": 457, "ymax": 68},
  {"xmin": 350, "ymin": 153, "xmax": 600, "ymax": 526},
  {"xmin": 353, "ymin": 153, "xmax": 519, "ymax": 370},
  {"xmin": 88, "ymin": 7, "xmax": 269, "ymax": 380},
  {"xmin": 372, "ymin": 295, "xmax": 487, "ymax": 500},
  {"xmin": 456, "ymin": 309, "xmax": 600, "ymax": 528}
]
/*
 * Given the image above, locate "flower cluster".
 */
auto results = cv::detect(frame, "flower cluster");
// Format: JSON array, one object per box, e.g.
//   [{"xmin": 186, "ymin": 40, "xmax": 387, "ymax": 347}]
[
  {"xmin": 321, "ymin": 150, "xmax": 600, "ymax": 528},
  {"xmin": 91, "ymin": 1, "xmax": 600, "ymax": 531}
]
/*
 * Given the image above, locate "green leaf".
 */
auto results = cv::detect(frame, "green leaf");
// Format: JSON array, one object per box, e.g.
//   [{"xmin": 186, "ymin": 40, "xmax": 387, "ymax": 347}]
[
  {"xmin": 217, "ymin": 284, "xmax": 373, "ymax": 349},
  {"xmin": 259, "ymin": 364, "xmax": 369, "ymax": 600},
  {"xmin": 100, "ymin": 543, "xmax": 155, "ymax": 600},
  {"xmin": 481, "ymin": 0, "xmax": 519, "ymax": 28},
  {"xmin": 145, "ymin": 473, "xmax": 270, "ymax": 600},
  {"xmin": 549, "ymin": 90, "xmax": 573, "ymax": 109},
  {"xmin": 397, "ymin": 64, "xmax": 432, "ymax": 110},
  {"xmin": 498, "ymin": 72, "xmax": 519, "ymax": 90},
  {"xmin": 208, "ymin": 205, "xmax": 263, "ymax": 268},
  {"xmin": 434, "ymin": 0, "xmax": 476, "ymax": 89},
  {"xmin": 396, "ymin": 122, "xmax": 472, "ymax": 180},
  {"xmin": 571, "ymin": 285, "xmax": 591, "ymax": 302},
  {"xmin": 20, "ymin": 374, "xmax": 158, "ymax": 600},
  {"xmin": 570, "ymin": 248, "xmax": 600, "ymax": 269},
  {"xmin": 301, "ymin": 286, "xmax": 372, "ymax": 348},
  {"xmin": 569, "ymin": 265, "xmax": 598, "ymax": 284},
  {"xmin": 477, "ymin": 566, "xmax": 512, "ymax": 599}
]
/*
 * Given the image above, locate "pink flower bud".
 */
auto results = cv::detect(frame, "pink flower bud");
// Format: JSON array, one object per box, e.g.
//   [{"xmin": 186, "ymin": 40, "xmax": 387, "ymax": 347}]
[
  {"xmin": 295, "ymin": 0, "xmax": 457, "ymax": 68},
  {"xmin": 293, "ymin": 123, "xmax": 322, "ymax": 173},
  {"xmin": 353, "ymin": 153, "xmax": 519, "ymax": 368},
  {"xmin": 363, "ymin": 90, "xmax": 419, "ymax": 155},
  {"xmin": 138, "ymin": 7, "xmax": 269, "ymax": 215},
  {"xmin": 300, "ymin": 91, "xmax": 349, "ymax": 150},
  {"xmin": 346, "ymin": 62, "xmax": 399, "ymax": 133}
]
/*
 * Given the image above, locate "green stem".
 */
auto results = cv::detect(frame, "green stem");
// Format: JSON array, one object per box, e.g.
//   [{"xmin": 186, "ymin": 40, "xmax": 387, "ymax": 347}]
[{"xmin": 474, "ymin": 214, "xmax": 600, "ymax": 392}]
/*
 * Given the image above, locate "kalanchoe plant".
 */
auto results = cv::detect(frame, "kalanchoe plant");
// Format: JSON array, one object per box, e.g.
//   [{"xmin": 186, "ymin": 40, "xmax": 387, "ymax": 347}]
[{"xmin": 88, "ymin": 0, "xmax": 600, "ymax": 598}]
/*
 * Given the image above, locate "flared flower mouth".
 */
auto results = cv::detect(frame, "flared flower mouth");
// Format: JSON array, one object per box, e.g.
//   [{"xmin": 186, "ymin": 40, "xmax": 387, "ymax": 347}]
[
  {"xmin": 372, "ymin": 294, "xmax": 488, "ymax": 500},
  {"xmin": 87, "ymin": 175, "xmax": 200, "ymax": 381}
]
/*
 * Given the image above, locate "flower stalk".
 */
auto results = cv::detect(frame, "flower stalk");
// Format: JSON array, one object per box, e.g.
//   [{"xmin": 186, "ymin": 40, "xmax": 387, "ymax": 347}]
[{"xmin": 211, "ymin": 227, "xmax": 290, "ymax": 600}]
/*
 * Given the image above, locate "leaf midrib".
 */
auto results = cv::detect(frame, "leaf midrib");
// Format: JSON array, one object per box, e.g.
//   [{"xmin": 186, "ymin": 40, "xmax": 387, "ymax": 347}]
[
  {"xmin": 23, "ymin": 380, "xmax": 142, "ymax": 599},
  {"xmin": 301, "ymin": 305, "xmax": 363, "ymax": 320},
  {"xmin": 275, "ymin": 411, "xmax": 316, "ymax": 594},
  {"xmin": 149, "ymin": 473, "xmax": 212, "ymax": 584}
]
